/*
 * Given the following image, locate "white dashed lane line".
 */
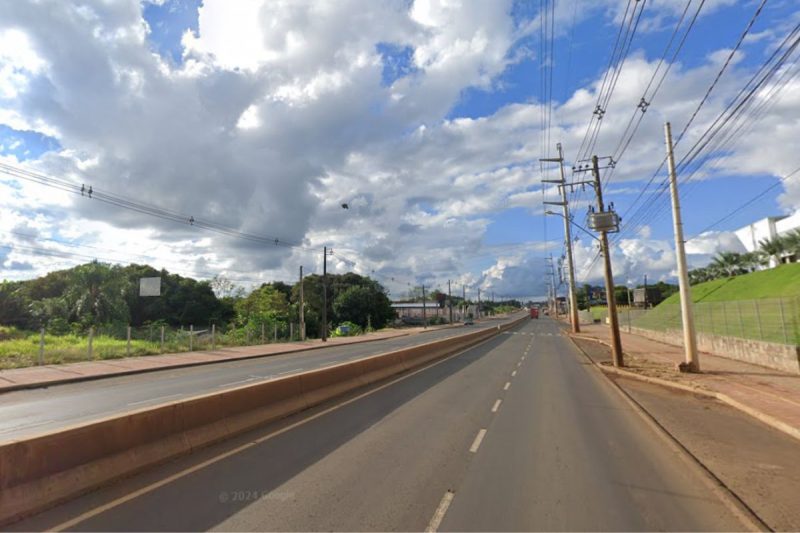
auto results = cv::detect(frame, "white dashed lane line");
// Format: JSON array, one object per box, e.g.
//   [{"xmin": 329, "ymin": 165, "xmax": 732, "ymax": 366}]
[
  {"xmin": 469, "ymin": 429, "xmax": 487, "ymax": 453},
  {"xmin": 491, "ymin": 399, "xmax": 502, "ymax": 413},
  {"xmin": 426, "ymin": 491, "xmax": 455, "ymax": 532}
]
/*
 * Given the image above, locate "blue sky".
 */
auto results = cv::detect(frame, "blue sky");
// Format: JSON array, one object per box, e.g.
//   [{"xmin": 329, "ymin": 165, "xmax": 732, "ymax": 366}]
[{"xmin": 1, "ymin": 0, "xmax": 799, "ymax": 298}]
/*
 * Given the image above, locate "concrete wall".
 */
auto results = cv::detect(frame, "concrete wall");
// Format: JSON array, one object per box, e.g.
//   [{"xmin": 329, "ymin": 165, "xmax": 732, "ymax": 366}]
[
  {"xmin": 0, "ymin": 314, "xmax": 528, "ymax": 525},
  {"xmin": 625, "ymin": 325, "xmax": 800, "ymax": 374}
]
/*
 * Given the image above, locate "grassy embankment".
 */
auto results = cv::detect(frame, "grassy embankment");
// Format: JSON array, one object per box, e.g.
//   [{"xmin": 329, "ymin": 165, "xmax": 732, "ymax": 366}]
[{"xmin": 632, "ymin": 264, "xmax": 800, "ymax": 344}]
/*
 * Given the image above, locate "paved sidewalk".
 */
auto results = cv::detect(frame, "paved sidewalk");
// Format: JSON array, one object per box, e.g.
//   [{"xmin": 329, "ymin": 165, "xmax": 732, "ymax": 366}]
[
  {"xmin": 0, "ymin": 325, "xmax": 456, "ymax": 392},
  {"xmin": 571, "ymin": 324, "xmax": 800, "ymax": 441}
]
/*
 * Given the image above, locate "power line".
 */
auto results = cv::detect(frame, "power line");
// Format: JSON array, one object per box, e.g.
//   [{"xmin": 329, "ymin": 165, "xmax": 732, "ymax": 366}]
[
  {"xmin": 615, "ymin": 0, "xmax": 775, "ymax": 241},
  {"xmin": 604, "ymin": 0, "xmax": 705, "ymax": 186},
  {"xmin": 0, "ymin": 162, "xmax": 304, "ymax": 250},
  {"xmin": 687, "ymin": 165, "xmax": 800, "ymax": 239}
]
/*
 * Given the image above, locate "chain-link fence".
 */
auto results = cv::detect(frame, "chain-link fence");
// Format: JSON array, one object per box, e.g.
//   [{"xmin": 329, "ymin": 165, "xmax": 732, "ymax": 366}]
[
  {"xmin": 0, "ymin": 321, "xmax": 307, "ymax": 370},
  {"xmin": 628, "ymin": 297, "xmax": 800, "ymax": 346}
]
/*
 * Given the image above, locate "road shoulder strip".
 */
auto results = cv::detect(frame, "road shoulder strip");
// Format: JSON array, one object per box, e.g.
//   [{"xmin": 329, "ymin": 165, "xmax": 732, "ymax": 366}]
[
  {"xmin": 567, "ymin": 334, "xmax": 770, "ymax": 532},
  {"xmin": 569, "ymin": 333, "xmax": 800, "ymax": 444}
]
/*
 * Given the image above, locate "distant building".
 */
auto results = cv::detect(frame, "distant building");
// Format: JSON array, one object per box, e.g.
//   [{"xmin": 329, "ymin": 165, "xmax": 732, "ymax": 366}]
[
  {"xmin": 391, "ymin": 301, "xmax": 472, "ymax": 323},
  {"xmin": 734, "ymin": 211, "xmax": 800, "ymax": 267}
]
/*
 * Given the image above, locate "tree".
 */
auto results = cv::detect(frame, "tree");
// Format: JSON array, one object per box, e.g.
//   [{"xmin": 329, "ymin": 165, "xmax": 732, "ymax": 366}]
[
  {"xmin": 65, "ymin": 262, "xmax": 130, "ymax": 326},
  {"xmin": 0, "ymin": 281, "xmax": 33, "ymax": 328},
  {"xmin": 333, "ymin": 285, "xmax": 394, "ymax": 330},
  {"xmin": 709, "ymin": 252, "xmax": 746, "ymax": 277},
  {"xmin": 759, "ymin": 235, "xmax": 788, "ymax": 267},
  {"xmin": 234, "ymin": 285, "xmax": 290, "ymax": 332},
  {"xmin": 211, "ymin": 275, "xmax": 244, "ymax": 298}
]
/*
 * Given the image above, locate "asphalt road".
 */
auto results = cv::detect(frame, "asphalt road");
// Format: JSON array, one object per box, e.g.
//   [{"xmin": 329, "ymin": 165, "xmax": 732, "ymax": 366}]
[
  {"xmin": 13, "ymin": 317, "xmax": 744, "ymax": 531},
  {"xmin": 0, "ymin": 317, "xmax": 518, "ymax": 441}
]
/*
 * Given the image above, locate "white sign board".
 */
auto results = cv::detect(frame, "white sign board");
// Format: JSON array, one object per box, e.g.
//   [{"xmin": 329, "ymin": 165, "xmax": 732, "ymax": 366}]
[{"xmin": 139, "ymin": 277, "xmax": 161, "ymax": 297}]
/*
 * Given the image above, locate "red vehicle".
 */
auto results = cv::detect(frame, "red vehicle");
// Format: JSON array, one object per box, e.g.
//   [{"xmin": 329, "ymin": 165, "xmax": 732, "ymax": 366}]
[{"xmin": 530, "ymin": 308, "xmax": 539, "ymax": 319}]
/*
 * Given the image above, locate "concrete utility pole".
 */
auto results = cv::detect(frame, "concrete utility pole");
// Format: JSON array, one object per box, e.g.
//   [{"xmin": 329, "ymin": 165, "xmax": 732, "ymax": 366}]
[
  {"xmin": 463, "ymin": 285, "xmax": 467, "ymax": 318},
  {"xmin": 299, "ymin": 265, "xmax": 306, "ymax": 341},
  {"xmin": 422, "ymin": 284, "xmax": 427, "ymax": 328},
  {"xmin": 477, "ymin": 288, "xmax": 481, "ymax": 319},
  {"xmin": 448, "ymin": 280, "xmax": 454, "ymax": 324},
  {"xmin": 542, "ymin": 143, "xmax": 580, "ymax": 332},
  {"xmin": 588, "ymin": 155, "xmax": 624, "ymax": 367},
  {"xmin": 665, "ymin": 121, "xmax": 700, "ymax": 372},
  {"xmin": 550, "ymin": 256, "xmax": 558, "ymax": 317},
  {"xmin": 322, "ymin": 247, "xmax": 328, "ymax": 342}
]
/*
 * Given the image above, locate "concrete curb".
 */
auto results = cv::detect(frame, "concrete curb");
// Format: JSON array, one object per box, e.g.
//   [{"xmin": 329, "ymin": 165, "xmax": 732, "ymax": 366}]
[
  {"xmin": 0, "ymin": 326, "xmax": 469, "ymax": 394},
  {"xmin": 568, "ymin": 333, "xmax": 800, "ymax": 445},
  {"xmin": 0, "ymin": 315, "xmax": 528, "ymax": 526}
]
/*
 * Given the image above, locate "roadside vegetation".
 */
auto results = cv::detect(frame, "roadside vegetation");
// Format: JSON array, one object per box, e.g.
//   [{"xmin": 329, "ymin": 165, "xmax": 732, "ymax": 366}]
[{"xmin": 0, "ymin": 262, "xmax": 396, "ymax": 369}]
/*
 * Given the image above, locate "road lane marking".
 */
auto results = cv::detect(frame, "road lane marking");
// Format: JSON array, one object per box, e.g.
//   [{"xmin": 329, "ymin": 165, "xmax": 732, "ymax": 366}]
[
  {"xmin": 491, "ymin": 399, "xmax": 502, "ymax": 413},
  {"xmin": 521, "ymin": 356, "xmax": 525, "ymax": 360},
  {"xmin": 426, "ymin": 490, "xmax": 454, "ymax": 532},
  {"xmin": 511, "ymin": 370, "xmax": 517, "ymax": 377},
  {"xmin": 516, "ymin": 362, "xmax": 521, "ymax": 368},
  {"xmin": 504, "ymin": 382, "xmax": 510, "ymax": 390},
  {"xmin": 127, "ymin": 394, "xmax": 182, "ymax": 406},
  {"xmin": 49, "ymin": 327, "xmax": 512, "ymax": 532},
  {"xmin": 469, "ymin": 429, "xmax": 487, "ymax": 453}
]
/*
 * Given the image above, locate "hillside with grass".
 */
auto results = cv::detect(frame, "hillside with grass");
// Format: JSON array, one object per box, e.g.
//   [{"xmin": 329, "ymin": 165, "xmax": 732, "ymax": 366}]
[
  {"xmin": 661, "ymin": 263, "xmax": 800, "ymax": 304},
  {"xmin": 633, "ymin": 264, "xmax": 800, "ymax": 344}
]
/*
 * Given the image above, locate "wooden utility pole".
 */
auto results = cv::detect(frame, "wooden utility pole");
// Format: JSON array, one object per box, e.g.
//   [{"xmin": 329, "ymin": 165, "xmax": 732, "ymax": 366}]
[
  {"xmin": 589, "ymin": 155, "xmax": 624, "ymax": 367},
  {"xmin": 299, "ymin": 265, "xmax": 306, "ymax": 341},
  {"xmin": 322, "ymin": 247, "xmax": 328, "ymax": 342},
  {"xmin": 448, "ymin": 280, "xmax": 454, "ymax": 324},
  {"xmin": 665, "ymin": 121, "xmax": 700, "ymax": 372},
  {"xmin": 422, "ymin": 284, "xmax": 427, "ymax": 328}
]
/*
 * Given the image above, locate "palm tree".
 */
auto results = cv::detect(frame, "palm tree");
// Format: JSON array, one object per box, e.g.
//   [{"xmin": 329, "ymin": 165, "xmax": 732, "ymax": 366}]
[
  {"xmin": 66, "ymin": 262, "xmax": 130, "ymax": 326},
  {"xmin": 781, "ymin": 229, "xmax": 800, "ymax": 262},
  {"xmin": 710, "ymin": 252, "xmax": 746, "ymax": 277},
  {"xmin": 759, "ymin": 235, "xmax": 788, "ymax": 267},
  {"xmin": 689, "ymin": 267, "xmax": 712, "ymax": 285},
  {"xmin": 741, "ymin": 251, "xmax": 765, "ymax": 272}
]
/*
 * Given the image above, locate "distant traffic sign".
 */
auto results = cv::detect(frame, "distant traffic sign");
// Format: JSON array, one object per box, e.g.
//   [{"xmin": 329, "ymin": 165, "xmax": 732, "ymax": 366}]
[{"xmin": 139, "ymin": 277, "xmax": 161, "ymax": 297}]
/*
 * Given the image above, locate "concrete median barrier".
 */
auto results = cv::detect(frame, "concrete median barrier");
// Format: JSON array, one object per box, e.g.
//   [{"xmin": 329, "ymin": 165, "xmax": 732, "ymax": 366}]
[{"xmin": 0, "ymin": 314, "xmax": 527, "ymax": 525}]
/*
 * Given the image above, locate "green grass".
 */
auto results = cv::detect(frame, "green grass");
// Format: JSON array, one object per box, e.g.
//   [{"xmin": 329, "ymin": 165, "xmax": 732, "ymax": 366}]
[
  {"xmin": 661, "ymin": 263, "xmax": 800, "ymax": 304},
  {"xmin": 632, "ymin": 298, "xmax": 800, "ymax": 345},
  {"xmin": 0, "ymin": 333, "xmax": 166, "ymax": 369},
  {"xmin": 0, "ymin": 327, "xmax": 306, "ymax": 370},
  {"xmin": 631, "ymin": 265, "xmax": 800, "ymax": 345}
]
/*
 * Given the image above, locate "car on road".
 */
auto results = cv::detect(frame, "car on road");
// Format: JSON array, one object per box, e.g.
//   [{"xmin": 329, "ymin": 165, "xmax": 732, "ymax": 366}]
[{"xmin": 464, "ymin": 317, "xmax": 474, "ymax": 325}]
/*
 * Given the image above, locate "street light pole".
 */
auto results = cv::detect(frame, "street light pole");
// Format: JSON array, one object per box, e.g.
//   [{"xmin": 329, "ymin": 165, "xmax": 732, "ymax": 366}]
[{"xmin": 542, "ymin": 143, "xmax": 580, "ymax": 333}]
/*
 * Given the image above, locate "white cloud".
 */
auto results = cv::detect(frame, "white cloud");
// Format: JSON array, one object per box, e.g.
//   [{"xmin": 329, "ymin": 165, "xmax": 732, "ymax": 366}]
[{"xmin": 0, "ymin": 0, "xmax": 797, "ymax": 301}]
